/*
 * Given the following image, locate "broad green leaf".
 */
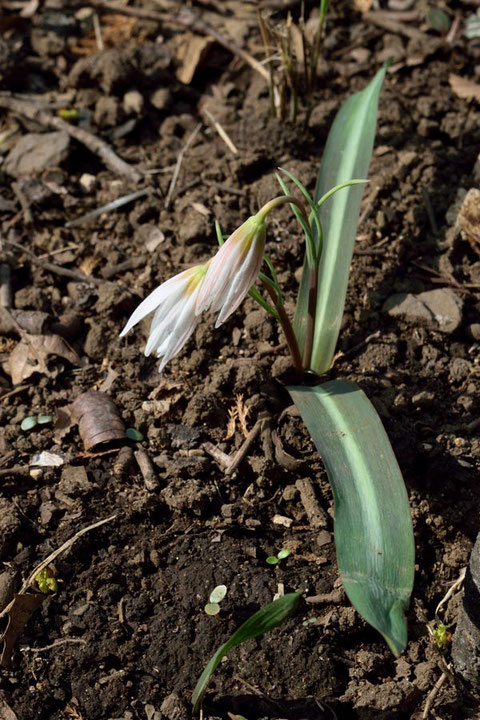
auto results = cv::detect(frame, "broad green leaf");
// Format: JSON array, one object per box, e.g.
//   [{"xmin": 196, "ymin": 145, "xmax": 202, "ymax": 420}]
[
  {"xmin": 192, "ymin": 592, "xmax": 301, "ymax": 714},
  {"xmin": 288, "ymin": 380, "xmax": 414, "ymax": 655},
  {"xmin": 294, "ymin": 66, "xmax": 386, "ymax": 374}
]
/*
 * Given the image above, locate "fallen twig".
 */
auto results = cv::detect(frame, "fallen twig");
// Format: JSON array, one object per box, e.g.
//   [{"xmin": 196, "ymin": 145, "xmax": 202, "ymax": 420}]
[
  {"xmin": 203, "ymin": 108, "xmax": 238, "ymax": 155},
  {"xmin": 65, "ymin": 188, "xmax": 150, "ymax": 228},
  {"xmin": 0, "ymin": 95, "xmax": 142, "ymax": 183},
  {"xmin": 134, "ymin": 447, "xmax": 159, "ymax": 491},
  {"xmin": 165, "ymin": 123, "xmax": 202, "ymax": 209},
  {"xmin": 225, "ymin": 413, "xmax": 268, "ymax": 476}
]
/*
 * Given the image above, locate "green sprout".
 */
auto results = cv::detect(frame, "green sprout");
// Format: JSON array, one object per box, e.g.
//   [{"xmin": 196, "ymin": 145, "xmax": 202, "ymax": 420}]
[
  {"xmin": 432, "ymin": 623, "xmax": 452, "ymax": 654},
  {"xmin": 35, "ymin": 568, "xmax": 58, "ymax": 594},
  {"xmin": 125, "ymin": 428, "xmax": 144, "ymax": 441},
  {"xmin": 266, "ymin": 548, "xmax": 292, "ymax": 565},
  {"xmin": 204, "ymin": 585, "xmax": 227, "ymax": 616},
  {"xmin": 20, "ymin": 414, "xmax": 53, "ymax": 432}
]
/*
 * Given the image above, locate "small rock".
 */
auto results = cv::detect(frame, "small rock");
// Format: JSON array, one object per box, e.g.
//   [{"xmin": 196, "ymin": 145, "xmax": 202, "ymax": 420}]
[
  {"xmin": 449, "ymin": 357, "xmax": 471, "ymax": 382},
  {"xmin": 150, "ymin": 87, "xmax": 172, "ymax": 111},
  {"xmin": 79, "ymin": 173, "xmax": 96, "ymax": 193},
  {"xmin": 94, "ymin": 96, "xmax": 120, "ymax": 127},
  {"xmin": 383, "ymin": 288, "xmax": 463, "ymax": 334},
  {"xmin": 5, "ymin": 131, "xmax": 70, "ymax": 177},
  {"xmin": 411, "ymin": 390, "xmax": 435, "ymax": 408},
  {"xmin": 123, "ymin": 90, "xmax": 144, "ymax": 115},
  {"xmin": 452, "ymin": 531, "xmax": 480, "ymax": 689},
  {"xmin": 84, "ymin": 323, "xmax": 108, "ymax": 361},
  {"xmin": 161, "ymin": 478, "xmax": 212, "ymax": 515},
  {"xmin": 467, "ymin": 323, "xmax": 480, "ymax": 341},
  {"xmin": 160, "ymin": 692, "xmax": 189, "ymax": 720}
]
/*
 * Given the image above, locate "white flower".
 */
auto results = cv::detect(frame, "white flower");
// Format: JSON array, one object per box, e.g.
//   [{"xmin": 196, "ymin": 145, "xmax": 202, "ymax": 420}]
[
  {"xmin": 195, "ymin": 214, "xmax": 266, "ymax": 327},
  {"xmin": 120, "ymin": 264, "xmax": 207, "ymax": 372}
]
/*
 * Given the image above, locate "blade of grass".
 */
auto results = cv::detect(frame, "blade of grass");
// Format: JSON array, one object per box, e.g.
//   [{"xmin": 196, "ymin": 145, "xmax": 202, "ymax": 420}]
[
  {"xmin": 192, "ymin": 592, "xmax": 301, "ymax": 714},
  {"xmin": 288, "ymin": 380, "xmax": 414, "ymax": 655}
]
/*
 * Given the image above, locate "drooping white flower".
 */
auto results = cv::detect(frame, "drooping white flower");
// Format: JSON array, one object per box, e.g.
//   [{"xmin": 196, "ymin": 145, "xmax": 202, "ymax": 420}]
[
  {"xmin": 195, "ymin": 214, "xmax": 266, "ymax": 327},
  {"xmin": 120, "ymin": 264, "xmax": 207, "ymax": 372}
]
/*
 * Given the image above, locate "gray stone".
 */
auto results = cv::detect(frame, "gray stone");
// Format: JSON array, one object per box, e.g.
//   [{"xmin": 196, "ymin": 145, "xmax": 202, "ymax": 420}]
[
  {"xmin": 452, "ymin": 532, "xmax": 480, "ymax": 689},
  {"xmin": 383, "ymin": 288, "xmax": 463, "ymax": 334},
  {"xmin": 4, "ymin": 131, "xmax": 70, "ymax": 177},
  {"xmin": 468, "ymin": 323, "xmax": 480, "ymax": 341}
]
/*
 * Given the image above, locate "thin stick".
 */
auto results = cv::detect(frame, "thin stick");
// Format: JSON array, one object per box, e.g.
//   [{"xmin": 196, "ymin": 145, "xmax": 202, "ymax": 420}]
[
  {"xmin": 0, "ymin": 264, "xmax": 12, "ymax": 308},
  {"xmin": 202, "ymin": 442, "xmax": 231, "ymax": 468},
  {"xmin": 93, "ymin": 12, "xmax": 104, "ymax": 51},
  {"xmin": 134, "ymin": 447, "xmax": 159, "ymax": 491},
  {"xmin": 165, "ymin": 123, "xmax": 202, "ymax": 210},
  {"xmin": 3, "ymin": 236, "xmax": 104, "ymax": 285},
  {"xmin": 21, "ymin": 638, "xmax": 87, "ymax": 653},
  {"xmin": 435, "ymin": 567, "xmax": 466, "ymax": 618},
  {"xmin": 88, "ymin": 1, "xmax": 270, "ymax": 81},
  {"xmin": 225, "ymin": 414, "xmax": 269, "ymax": 476},
  {"xmin": 0, "ymin": 95, "xmax": 142, "ymax": 183},
  {"xmin": 12, "ymin": 182, "xmax": 33, "ymax": 225},
  {"xmin": 203, "ymin": 108, "xmax": 238, "ymax": 155},
  {"xmin": 65, "ymin": 188, "xmax": 150, "ymax": 228},
  {"xmin": 422, "ymin": 670, "xmax": 447, "ymax": 719}
]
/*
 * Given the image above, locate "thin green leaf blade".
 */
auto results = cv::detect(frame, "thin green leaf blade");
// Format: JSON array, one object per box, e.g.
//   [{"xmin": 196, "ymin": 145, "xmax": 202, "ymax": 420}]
[
  {"xmin": 192, "ymin": 592, "xmax": 301, "ymax": 713},
  {"xmin": 294, "ymin": 66, "xmax": 386, "ymax": 372},
  {"xmin": 288, "ymin": 380, "xmax": 414, "ymax": 655}
]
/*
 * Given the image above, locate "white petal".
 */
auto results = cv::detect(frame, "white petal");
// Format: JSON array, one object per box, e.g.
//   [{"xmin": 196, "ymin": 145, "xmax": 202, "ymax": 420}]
[
  {"xmin": 120, "ymin": 269, "xmax": 193, "ymax": 336},
  {"xmin": 215, "ymin": 240, "xmax": 264, "ymax": 326},
  {"xmin": 195, "ymin": 240, "xmax": 245, "ymax": 315},
  {"xmin": 157, "ymin": 290, "xmax": 200, "ymax": 372}
]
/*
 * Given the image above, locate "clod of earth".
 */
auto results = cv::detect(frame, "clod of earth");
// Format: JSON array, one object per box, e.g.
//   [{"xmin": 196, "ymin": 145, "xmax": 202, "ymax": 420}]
[{"xmin": 383, "ymin": 288, "xmax": 463, "ymax": 334}]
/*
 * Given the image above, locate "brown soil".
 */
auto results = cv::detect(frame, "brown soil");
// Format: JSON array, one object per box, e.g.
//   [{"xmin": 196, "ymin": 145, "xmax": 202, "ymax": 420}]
[{"xmin": 0, "ymin": 2, "xmax": 479, "ymax": 719}]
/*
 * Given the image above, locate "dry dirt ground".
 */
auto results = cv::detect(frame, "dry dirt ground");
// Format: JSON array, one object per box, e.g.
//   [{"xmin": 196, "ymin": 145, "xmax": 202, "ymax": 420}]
[{"xmin": 0, "ymin": 1, "xmax": 480, "ymax": 719}]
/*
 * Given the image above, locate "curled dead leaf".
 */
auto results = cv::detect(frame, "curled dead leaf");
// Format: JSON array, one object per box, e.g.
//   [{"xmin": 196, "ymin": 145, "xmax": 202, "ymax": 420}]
[
  {"xmin": 5, "ymin": 333, "xmax": 82, "ymax": 385},
  {"xmin": 71, "ymin": 391, "xmax": 125, "ymax": 451}
]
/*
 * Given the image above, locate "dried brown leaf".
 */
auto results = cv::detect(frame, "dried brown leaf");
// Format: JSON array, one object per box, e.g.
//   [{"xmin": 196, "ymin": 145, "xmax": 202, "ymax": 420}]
[
  {"xmin": 71, "ymin": 391, "xmax": 125, "ymax": 451},
  {"xmin": 449, "ymin": 73, "xmax": 480, "ymax": 102},
  {"xmin": 223, "ymin": 408, "xmax": 237, "ymax": 441},
  {"xmin": 6, "ymin": 333, "xmax": 82, "ymax": 385},
  {"xmin": 0, "ymin": 593, "xmax": 45, "ymax": 667},
  {"xmin": 235, "ymin": 393, "xmax": 250, "ymax": 438}
]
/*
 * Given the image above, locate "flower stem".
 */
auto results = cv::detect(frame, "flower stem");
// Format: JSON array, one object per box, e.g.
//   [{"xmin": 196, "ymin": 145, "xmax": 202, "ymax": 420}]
[
  {"xmin": 261, "ymin": 278, "xmax": 303, "ymax": 371},
  {"xmin": 302, "ymin": 266, "xmax": 318, "ymax": 370},
  {"xmin": 257, "ymin": 195, "xmax": 309, "ymax": 226}
]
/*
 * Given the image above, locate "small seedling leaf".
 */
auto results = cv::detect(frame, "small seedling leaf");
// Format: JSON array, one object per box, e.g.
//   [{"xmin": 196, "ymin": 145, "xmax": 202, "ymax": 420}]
[
  {"xmin": 266, "ymin": 556, "xmax": 279, "ymax": 565},
  {"xmin": 209, "ymin": 585, "xmax": 227, "ymax": 604},
  {"xmin": 125, "ymin": 428, "xmax": 144, "ymax": 441},
  {"xmin": 277, "ymin": 549, "xmax": 291, "ymax": 560},
  {"xmin": 20, "ymin": 417, "xmax": 37, "ymax": 431},
  {"xmin": 192, "ymin": 592, "xmax": 301, "ymax": 714},
  {"xmin": 204, "ymin": 603, "xmax": 220, "ymax": 616},
  {"xmin": 37, "ymin": 415, "xmax": 53, "ymax": 425}
]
